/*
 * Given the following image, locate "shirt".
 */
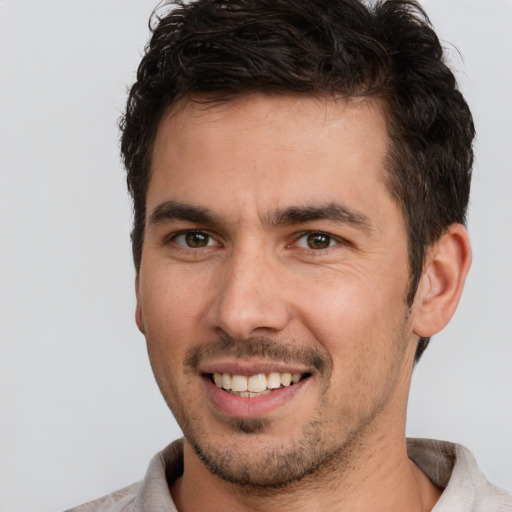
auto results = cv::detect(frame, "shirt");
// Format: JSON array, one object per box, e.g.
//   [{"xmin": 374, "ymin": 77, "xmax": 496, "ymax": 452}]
[{"xmin": 65, "ymin": 438, "xmax": 512, "ymax": 511}]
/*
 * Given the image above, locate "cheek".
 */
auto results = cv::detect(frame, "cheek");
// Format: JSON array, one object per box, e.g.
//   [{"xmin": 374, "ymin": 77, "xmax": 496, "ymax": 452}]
[
  {"xmin": 296, "ymin": 274, "xmax": 382, "ymax": 337},
  {"xmin": 139, "ymin": 269, "xmax": 201, "ymax": 403},
  {"xmin": 296, "ymin": 270, "xmax": 408, "ymax": 370},
  {"xmin": 141, "ymin": 259, "xmax": 207, "ymax": 316},
  {"xmin": 138, "ymin": 263, "xmax": 209, "ymax": 358}
]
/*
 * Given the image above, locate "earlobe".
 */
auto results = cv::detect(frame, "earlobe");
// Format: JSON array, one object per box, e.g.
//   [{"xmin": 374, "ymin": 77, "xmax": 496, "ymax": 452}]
[
  {"xmin": 413, "ymin": 224, "xmax": 472, "ymax": 338},
  {"xmin": 135, "ymin": 276, "xmax": 146, "ymax": 334}
]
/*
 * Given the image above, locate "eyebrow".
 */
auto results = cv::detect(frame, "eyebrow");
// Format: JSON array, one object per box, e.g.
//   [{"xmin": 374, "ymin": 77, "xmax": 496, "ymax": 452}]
[
  {"xmin": 149, "ymin": 199, "xmax": 372, "ymax": 232},
  {"xmin": 269, "ymin": 202, "xmax": 372, "ymax": 231},
  {"xmin": 149, "ymin": 201, "xmax": 221, "ymax": 227}
]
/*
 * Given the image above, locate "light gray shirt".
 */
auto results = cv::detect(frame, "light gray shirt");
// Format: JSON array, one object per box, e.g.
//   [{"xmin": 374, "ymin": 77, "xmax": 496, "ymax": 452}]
[{"xmin": 66, "ymin": 438, "xmax": 512, "ymax": 511}]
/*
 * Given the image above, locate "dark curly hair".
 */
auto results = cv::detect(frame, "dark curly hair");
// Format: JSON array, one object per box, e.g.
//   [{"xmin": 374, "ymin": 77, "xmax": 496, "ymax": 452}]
[{"xmin": 120, "ymin": 0, "xmax": 475, "ymax": 362}]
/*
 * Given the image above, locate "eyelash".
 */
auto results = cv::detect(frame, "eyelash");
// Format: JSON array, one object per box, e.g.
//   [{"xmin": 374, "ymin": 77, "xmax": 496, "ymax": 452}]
[
  {"xmin": 294, "ymin": 231, "xmax": 339, "ymax": 249},
  {"xmin": 167, "ymin": 229, "xmax": 345, "ymax": 252},
  {"xmin": 168, "ymin": 230, "xmax": 219, "ymax": 250}
]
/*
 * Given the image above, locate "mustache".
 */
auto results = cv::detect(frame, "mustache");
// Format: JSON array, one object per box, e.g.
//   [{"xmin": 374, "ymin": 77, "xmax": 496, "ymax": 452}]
[{"xmin": 184, "ymin": 336, "xmax": 327, "ymax": 373}]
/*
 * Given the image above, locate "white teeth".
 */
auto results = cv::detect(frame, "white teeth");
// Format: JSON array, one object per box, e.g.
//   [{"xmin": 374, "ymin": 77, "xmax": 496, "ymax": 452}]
[
  {"xmin": 248, "ymin": 374, "xmax": 267, "ymax": 393},
  {"xmin": 213, "ymin": 373, "xmax": 223, "ymax": 387},
  {"xmin": 280, "ymin": 373, "xmax": 292, "ymax": 386},
  {"xmin": 212, "ymin": 371, "xmax": 304, "ymax": 393},
  {"xmin": 267, "ymin": 372, "xmax": 281, "ymax": 389},
  {"xmin": 221, "ymin": 373, "xmax": 232, "ymax": 390},
  {"xmin": 231, "ymin": 374, "xmax": 248, "ymax": 392}
]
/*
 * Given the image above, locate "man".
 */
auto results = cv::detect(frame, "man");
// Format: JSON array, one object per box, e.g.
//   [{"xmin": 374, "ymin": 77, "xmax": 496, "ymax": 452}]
[{"xmin": 68, "ymin": 0, "xmax": 511, "ymax": 510}]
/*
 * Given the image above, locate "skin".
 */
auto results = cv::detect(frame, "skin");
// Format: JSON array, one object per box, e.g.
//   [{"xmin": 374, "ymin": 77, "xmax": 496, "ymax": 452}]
[{"xmin": 135, "ymin": 94, "xmax": 471, "ymax": 512}]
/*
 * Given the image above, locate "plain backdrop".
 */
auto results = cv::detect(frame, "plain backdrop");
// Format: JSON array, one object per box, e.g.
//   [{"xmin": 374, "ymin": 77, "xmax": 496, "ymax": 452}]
[{"xmin": 0, "ymin": 1, "xmax": 511, "ymax": 511}]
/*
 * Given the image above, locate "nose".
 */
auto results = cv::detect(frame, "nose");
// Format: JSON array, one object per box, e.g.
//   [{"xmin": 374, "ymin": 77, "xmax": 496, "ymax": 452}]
[{"xmin": 205, "ymin": 248, "xmax": 292, "ymax": 340}]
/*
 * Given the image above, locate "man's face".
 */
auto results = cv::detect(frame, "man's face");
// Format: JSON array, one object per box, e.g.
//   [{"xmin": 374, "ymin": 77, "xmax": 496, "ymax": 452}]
[{"xmin": 136, "ymin": 94, "xmax": 420, "ymax": 487}]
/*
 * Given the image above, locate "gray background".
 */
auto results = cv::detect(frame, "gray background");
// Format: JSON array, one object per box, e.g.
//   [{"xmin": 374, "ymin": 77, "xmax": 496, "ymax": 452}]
[{"xmin": 0, "ymin": 1, "xmax": 510, "ymax": 511}]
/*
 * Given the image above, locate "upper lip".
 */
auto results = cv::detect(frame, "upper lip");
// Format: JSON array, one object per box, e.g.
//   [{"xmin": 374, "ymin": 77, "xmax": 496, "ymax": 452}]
[{"xmin": 199, "ymin": 359, "xmax": 313, "ymax": 376}]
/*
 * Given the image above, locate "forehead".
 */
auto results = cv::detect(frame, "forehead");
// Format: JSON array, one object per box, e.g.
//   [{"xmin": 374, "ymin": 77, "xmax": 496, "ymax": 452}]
[
  {"xmin": 148, "ymin": 94, "xmax": 396, "ymax": 226},
  {"xmin": 156, "ymin": 93, "xmax": 389, "ymax": 151}
]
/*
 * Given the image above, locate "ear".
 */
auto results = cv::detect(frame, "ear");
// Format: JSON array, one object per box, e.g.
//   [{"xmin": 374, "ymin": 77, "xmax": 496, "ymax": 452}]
[
  {"xmin": 413, "ymin": 224, "xmax": 472, "ymax": 338},
  {"xmin": 135, "ymin": 275, "xmax": 146, "ymax": 334}
]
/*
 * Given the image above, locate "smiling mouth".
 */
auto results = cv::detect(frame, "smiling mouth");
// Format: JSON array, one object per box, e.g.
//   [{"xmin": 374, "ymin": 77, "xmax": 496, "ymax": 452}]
[{"xmin": 207, "ymin": 372, "xmax": 311, "ymax": 397}]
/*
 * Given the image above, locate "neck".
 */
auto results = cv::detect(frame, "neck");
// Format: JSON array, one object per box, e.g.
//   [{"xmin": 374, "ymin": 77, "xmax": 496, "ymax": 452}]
[{"xmin": 171, "ymin": 429, "xmax": 442, "ymax": 512}]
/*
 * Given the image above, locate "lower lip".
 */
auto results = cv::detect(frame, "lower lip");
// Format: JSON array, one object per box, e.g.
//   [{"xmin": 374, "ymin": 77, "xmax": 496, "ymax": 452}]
[{"xmin": 203, "ymin": 376, "xmax": 308, "ymax": 418}]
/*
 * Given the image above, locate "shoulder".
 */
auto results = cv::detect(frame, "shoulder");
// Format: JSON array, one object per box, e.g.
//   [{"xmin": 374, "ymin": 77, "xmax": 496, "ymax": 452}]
[
  {"xmin": 408, "ymin": 438, "xmax": 512, "ymax": 511},
  {"xmin": 64, "ymin": 439, "xmax": 184, "ymax": 512}
]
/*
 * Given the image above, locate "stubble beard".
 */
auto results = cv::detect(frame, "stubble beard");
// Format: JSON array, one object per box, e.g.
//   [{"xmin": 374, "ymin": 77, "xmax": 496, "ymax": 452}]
[
  {"xmin": 172, "ymin": 384, "xmax": 390, "ymax": 491},
  {"xmin": 153, "ymin": 342, "xmax": 347, "ymax": 489},
  {"xmin": 154, "ymin": 321, "xmax": 413, "ymax": 491},
  {"xmin": 181, "ymin": 411, "xmax": 356, "ymax": 490}
]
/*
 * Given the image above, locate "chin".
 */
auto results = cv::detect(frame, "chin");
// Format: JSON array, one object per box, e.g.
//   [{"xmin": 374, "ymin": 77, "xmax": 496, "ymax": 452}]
[{"xmin": 183, "ymin": 417, "xmax": 349, "ymax": 489}]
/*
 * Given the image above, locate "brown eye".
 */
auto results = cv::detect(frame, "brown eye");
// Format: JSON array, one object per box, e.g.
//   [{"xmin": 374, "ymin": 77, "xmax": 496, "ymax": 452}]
[
  {"xmin": 173, "ymin": 231, "xmax": 215, "ymax": 248},
  {"xmin": 294, "ymin": 232, "xmax": 337, "ymax": 250},
  {"xmin": 186, "ymin": 232, "xmax": 209, "ymax": 247},
  {"xmin": 306, "ymin": 233, "xmax": 332, "ymax": 249}
]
